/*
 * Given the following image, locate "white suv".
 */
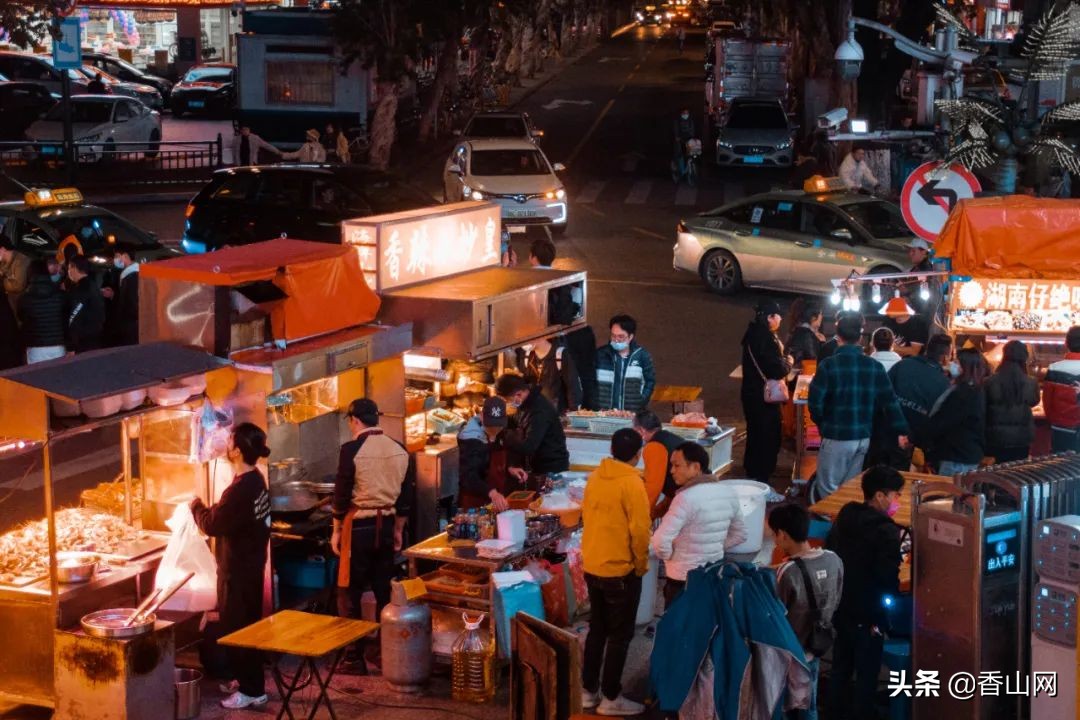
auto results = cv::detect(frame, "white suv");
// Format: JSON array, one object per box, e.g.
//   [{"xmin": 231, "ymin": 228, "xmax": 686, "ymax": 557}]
[{"xmin": 443, "ymin": 138, "xmax": 568, "ymax": 235}]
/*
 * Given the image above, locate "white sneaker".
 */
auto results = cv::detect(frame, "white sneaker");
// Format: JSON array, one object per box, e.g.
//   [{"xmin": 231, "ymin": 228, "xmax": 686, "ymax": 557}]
[
  {"xmin": 220, "ymin": 691, "xmax": 268, "ymax": 710},
  {"xmin": 597, "ymin": 694, "xmax": 645, "ymax": 716},
  {"xmin": 218, "ymin": 680, "xmax": 239, "ymax": 694},
  {"xmin": 582, "ymin": 686, "xmax": 601, "ymax": 709}
]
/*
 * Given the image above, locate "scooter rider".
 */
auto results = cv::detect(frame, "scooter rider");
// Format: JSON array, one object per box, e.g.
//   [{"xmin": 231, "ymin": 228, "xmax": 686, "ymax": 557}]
[{"xmin": 673, "ymin": 108, "xmax": 696, "ymax": 177}]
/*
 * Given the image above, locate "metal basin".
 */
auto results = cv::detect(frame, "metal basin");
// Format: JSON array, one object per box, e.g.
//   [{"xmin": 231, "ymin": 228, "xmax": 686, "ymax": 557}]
[
  {"xmin": 81, "ymin": 608, "xmax": 156, "ymax": 638},
  {"xmin": 56, "ymin": 552, "xmax": 99, "ymax": 584}
]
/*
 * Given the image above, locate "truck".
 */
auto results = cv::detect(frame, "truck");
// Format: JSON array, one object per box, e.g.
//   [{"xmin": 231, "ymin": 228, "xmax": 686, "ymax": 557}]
[
  {"xmin": 235, "ymin": 9, "xmax": 369, "ymax": 148},
  {"xmin": 704, "ymin": 37, "xmax": 791, "ymax": 134}
]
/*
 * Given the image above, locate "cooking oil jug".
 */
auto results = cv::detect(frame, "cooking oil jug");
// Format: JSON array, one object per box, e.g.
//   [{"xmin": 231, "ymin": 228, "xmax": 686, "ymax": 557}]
[{"xmin": 451, "ymin": 612, "xmax": 495, "ymax": 703}]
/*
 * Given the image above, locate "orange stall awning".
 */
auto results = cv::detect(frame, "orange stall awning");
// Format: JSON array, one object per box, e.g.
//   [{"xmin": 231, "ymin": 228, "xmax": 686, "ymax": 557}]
[
  {"xmin": 935, "ymin": 196, "xmax": 1080, "ymax": 279},
  {"xmin": 142, "ymin": 239, "xmax": 380, "ymax": 342}
]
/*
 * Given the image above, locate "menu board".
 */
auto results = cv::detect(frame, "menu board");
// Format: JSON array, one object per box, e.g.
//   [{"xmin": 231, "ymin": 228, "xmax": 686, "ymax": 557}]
[{"xmin": 952, "ymin": 279, "xmax": 1080, "ymax": 334}]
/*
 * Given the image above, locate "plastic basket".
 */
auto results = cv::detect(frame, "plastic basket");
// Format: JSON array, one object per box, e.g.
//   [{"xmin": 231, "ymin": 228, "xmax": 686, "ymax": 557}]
[
  {"xmin": 566, "ymin": 413, "xmax": 592, "ymax": 429},
  {"xmin": 666, "ymin": 425, "xmax": 704, "ymax": 441},
  {"xmin": 586, "ymin": 416, "xmax": 634, "ymax": 435}
]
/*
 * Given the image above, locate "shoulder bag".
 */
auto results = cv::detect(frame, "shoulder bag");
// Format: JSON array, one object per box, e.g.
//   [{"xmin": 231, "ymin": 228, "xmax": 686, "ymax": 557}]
[
  {"xmin": 793, "ymin": 557, "xmax": 835, "ymax": 657},
  {"xmin": 748, "ymin": 346, "xmax": 789, "ymax": 404}
]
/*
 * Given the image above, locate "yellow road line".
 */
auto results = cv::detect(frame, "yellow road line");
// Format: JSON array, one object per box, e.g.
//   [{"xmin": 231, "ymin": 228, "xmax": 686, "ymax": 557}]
[{"xmin": 567, "ymin": 98, "xmax": 616, "ymax": 165}]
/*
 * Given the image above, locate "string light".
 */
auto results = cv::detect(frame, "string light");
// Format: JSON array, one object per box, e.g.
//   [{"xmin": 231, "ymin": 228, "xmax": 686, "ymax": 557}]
[
  {"xmin": 920, "ymin": 281, "xmax": 930, "ymax": 301},
  {"xmin": 830, "ymin": 288, "xmax": 842, "ymax": 305},
  {"xmin": 871, "ymin": 282, "xmax": 882, "ymax": 305}
]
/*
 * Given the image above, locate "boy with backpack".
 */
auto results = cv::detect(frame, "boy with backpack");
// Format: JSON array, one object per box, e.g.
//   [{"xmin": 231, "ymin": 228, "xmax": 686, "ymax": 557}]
[{"xmin": 769, "ymin": 504, "xmax": 844, "ymax": 720}]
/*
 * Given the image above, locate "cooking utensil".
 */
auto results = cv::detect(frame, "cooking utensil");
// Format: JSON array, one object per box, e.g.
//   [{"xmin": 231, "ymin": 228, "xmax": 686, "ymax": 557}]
[
  {"xmin": 127, "ymin": 587, "xmax": 163, "ymax": 627},
  {"xmin": 82, "ymin": 608, "xmax": 156, "ymax": 638},
  {"xmin": 271, "ymin": 481, "xmax": 325, "ymax": 520},
  {"xmin": 126, "ymin": 571, "xmax": 194, "ymax": 627},
  {"xmin": 56, "ymin": 552, "xmax": 99, "ymax": 584}
]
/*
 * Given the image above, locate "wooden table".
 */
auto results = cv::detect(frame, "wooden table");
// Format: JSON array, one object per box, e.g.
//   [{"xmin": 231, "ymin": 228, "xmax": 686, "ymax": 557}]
[
  {"xmin": 808, "ymin": 471, "xmax": 948, "ymax": 530},
  {"xmin": 651, "ymin": 384, "xmax": 703, "ymax": 413},
  {"xmin": 219, "ymin": 610, "xmax": 379, "ymax": 720}
]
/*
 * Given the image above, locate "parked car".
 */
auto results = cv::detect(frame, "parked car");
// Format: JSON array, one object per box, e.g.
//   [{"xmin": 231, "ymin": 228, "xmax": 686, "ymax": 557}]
[
  {"xmin": 73, "ymin": 65, "xmax": 163, "ymax": 110},
  {"xmin": 83, "ymin": 52, "xmax": 172, "ymax": 101},
  {"xmin": 0, "ymin": 81, "xmax": 57, "ymax": 140},
  {"xmin": 0, "ymin": 187, "xmax": 172, "ymax": 263},
  {"xmin": 26, "ymin": 96, "xmax": 161, "ymax": 162},
  {"xmin": 181, "ymin": 164, "xmax": 436, "ymax": 253},
  {"xmin": 673, "ymin": 186, "xmax": 912, "ymax": 295},
  {"xmin": 442, "ymin": 138, "xmax": 568, "ymax": 235},
  {"xmin": 170, "ymin": 63, "xmax": 235, "ymax": 117},
  {"xmin": 0, "ymin": 51, "xmax": 89, "ymax": 95},
  {"xmin": 714, "ymin": 96, "xmax": 795, "ymax": 167},
  {"xmin": 460, "ymin": 112, "xmax": 543, "ymax": 142}
]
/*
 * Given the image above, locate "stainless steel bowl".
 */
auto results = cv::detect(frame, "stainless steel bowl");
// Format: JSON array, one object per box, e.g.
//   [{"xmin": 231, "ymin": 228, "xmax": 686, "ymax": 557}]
[
  {"xmin": 81, "ymin": 608, "xmax": 156, "ymax": 638},
  {"xmin": 56, "ymin": 552, "xmax": 99, "ymax": 584}
]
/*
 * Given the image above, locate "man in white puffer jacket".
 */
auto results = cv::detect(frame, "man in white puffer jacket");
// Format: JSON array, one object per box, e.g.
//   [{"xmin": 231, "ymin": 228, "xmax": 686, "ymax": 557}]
[{"xmin": 651, "ymin": 441, "xmax": 748, "ymax": 607}]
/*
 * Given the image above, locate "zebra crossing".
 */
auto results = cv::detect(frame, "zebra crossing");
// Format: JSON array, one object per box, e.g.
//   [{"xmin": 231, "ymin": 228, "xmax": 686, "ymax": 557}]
[{"xmin": 568, "ymin": 176, "xmax": 775, "ymax": 209}]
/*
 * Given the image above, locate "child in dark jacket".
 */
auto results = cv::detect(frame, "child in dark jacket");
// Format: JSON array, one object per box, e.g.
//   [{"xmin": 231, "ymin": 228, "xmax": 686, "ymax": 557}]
[{"xmin": 826, "ymin": 465, "xmax": 904, "ymax": 720}]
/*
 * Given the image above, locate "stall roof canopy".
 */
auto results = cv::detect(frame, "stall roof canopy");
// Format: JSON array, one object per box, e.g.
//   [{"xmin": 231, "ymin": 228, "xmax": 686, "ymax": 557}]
[
  {"xmin": 141, "ymin": 239, "xmax": 348, "ymax": 286},
  {"xmin": 0, "ymin": 343, "xmax": 226, "ymax": 402},
  {"xmin": 935, "ymin": 196, "xmax": 1080, "ymax": 279}
]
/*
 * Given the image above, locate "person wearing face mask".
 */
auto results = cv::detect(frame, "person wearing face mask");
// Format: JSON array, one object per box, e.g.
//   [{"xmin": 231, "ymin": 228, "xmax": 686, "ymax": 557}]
[
  {"xmin": 741, "ymin": 300, "xmax": 793, "ymax": 484},
  {"xmin": 63, "ymin": 254, "xmax": 106, "ymax": 354},
  {"xmin": 809, "ymin": 313, "xmax": 908, "ymax": 501},
  {"xmin": 824, "ymin": 465, "xmax": 904, "ymax": 720},
  {"xmin": 672, "ymin": 108, "xmax": 696, "ymax": 181},
  {"xmin": 595, "ymin": 314, "xmax": 655, "ymax": 413},
  {"xmin": 495, "ymin": 373, "xmax": 569, "ymax": 480},
  {"xmin": 190, "ymin": 423, "xmax": 272, "ymax": 710},
  {"xmin": 926, "ymin": 348, "xmax": 988, "ymax": 476},
  {"xmin": 105, "ymin": 242, "xmax": 140, "ymax": 346},
  {"xmin": 17, "ymin": 260, "xmax": 66, "ymax": 364}
]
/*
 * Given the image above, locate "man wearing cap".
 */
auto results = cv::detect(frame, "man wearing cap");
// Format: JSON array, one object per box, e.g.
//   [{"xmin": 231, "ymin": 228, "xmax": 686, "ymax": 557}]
[
  {"xmin": 64, "ymin": 254, "xmax": 106, "ymax": 354},
  {"xmin": 903, "ymin": 237, "xmax": 941, "ymax": 323},
  {"xmin": 282, "ymin": 129, "xmax": 327, "ymax": 163},
  {"xmin": 104, "ymin": 242, "xmax": 140, "ymax": 346},
  {"xmin": 331, "ymin": 398, "xmax": 414, "ymax": 665},
  {"xmin": 457, "ymin": 396, "xmax": 527, "ymax": 511}
]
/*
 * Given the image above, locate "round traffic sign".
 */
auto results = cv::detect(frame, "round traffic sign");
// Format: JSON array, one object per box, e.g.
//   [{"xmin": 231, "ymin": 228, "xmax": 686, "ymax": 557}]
[{"xmin": 900, "ymin": 161, "xmax": 981, "ymax": 242}]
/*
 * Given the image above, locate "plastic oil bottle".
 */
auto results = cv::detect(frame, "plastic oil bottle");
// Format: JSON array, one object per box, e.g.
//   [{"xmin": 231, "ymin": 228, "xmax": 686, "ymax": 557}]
[{"xmin": 451, "ymin": 612, "xmax": 495, "ymax": 703}]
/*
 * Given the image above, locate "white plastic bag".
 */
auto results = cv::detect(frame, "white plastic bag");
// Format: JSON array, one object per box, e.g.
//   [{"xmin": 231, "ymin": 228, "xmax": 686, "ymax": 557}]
[{"xmin": 154, "ymin": 503, "xmax": 218, "ymax": 612}]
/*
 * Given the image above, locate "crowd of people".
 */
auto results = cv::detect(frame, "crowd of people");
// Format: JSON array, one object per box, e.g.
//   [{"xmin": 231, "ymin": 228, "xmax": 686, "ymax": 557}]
[{"xmin": 0, "ymin": 237, "xmax": 141, "ymax": 370}]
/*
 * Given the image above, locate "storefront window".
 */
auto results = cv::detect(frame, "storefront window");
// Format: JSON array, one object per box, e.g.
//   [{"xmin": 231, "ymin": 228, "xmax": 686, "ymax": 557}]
[{"xmin": 266, "ymin": 61, "xmax": 334, "ymax": 106}]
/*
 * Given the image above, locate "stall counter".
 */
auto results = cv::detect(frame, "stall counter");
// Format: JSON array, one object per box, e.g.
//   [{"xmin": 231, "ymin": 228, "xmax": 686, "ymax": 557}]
[{"xmin": 566, "ymin": 425, "xmax": 734, "ymax": 474}]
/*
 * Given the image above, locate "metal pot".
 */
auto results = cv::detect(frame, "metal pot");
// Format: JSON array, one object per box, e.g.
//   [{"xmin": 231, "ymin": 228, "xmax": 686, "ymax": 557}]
[
  {"xmin": 81, "ymin": 608, "xmax": 156, "ymax": 638},
  {"xmin": 271, "ymin": 483, "xmax": 325, "ymax": 520},
  {"xmin": 56, "ymin": 552, "xmax": 99, "ymax": 584}
]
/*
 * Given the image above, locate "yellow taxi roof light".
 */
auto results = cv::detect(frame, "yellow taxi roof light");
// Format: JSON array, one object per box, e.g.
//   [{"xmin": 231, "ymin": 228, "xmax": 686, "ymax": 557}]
[
  {"xmin": 24, "ymin": 187, "xmax": 83, "ymax": 208},
  {"xmin": 803, "ymin": 175, "xmax": 846, "ymax": 194}
]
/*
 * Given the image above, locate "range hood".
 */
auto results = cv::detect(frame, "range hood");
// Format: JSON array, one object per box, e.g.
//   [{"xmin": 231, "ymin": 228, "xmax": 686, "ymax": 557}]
[{"xmin": 377, "ymin": 267, "xmax": 587, "ymax": 360}]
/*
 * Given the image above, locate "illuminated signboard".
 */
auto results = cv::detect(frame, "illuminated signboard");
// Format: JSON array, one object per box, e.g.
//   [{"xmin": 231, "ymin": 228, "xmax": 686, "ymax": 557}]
[
  {"xmin": 952, "ymin": 279, "xmax": 1080, "ymax": 334},
  {"xmin": 341, "ymin": 201, "xmax": 503, "ymax": 293}
]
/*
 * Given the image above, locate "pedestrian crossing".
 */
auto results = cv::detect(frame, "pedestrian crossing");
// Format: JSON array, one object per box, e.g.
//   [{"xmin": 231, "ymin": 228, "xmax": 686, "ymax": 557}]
[{"xmin": 567, "ymin": 175, "xmax": 780, "ymax": 209}]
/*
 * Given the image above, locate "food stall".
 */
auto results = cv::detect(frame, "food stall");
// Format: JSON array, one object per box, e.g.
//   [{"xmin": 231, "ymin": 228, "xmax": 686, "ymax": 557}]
[
  {"xmin": 0, "ymin": 343, "xmax": 227, "ymax": 708},
  {"xmin": 138, "ymin": 239, "xmax": 413, "ymax": 604},
  {"xmin": 935, "ymin": 196, "xmax": 1080, "ymax": 454}
]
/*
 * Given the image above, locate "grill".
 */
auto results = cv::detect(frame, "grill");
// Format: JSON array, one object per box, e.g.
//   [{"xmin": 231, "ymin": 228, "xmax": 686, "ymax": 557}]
[
  {"xmin": 733, "ymin": 145, "xmax": 774, "ymax": 155},
  {"xmin": 491, "ymin": 192, "xmax": 544, "ymax": 203}
]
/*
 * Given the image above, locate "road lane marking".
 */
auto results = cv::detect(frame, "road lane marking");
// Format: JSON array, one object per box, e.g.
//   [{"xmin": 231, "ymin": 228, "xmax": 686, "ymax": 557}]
[
  {"xmin": 567, "ymin": 98, "xmax": 616, "ymax": 165},
  {"xmin": 675, "ymin": 185, "xmax": 697, "ymax": 206},
  {"xmin": 625, "ymin": 180, "xmax": 652, "ymax": 204},
  {"xmin": 578, "ymin": 181, "xmax": 607, "ymax": 203},
  {"xmin": 630, "ymin": 226, "xmax": 669, "ymax": 241},
  {"xmin": 577, "ymin": 204, "xmax": 606, "ymax": 217}
]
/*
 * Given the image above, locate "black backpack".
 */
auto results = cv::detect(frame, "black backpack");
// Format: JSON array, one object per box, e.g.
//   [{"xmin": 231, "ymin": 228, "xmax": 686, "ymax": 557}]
[{"xmin": 793, "ymin": 557, "xmax": 836, "ymax": 657}]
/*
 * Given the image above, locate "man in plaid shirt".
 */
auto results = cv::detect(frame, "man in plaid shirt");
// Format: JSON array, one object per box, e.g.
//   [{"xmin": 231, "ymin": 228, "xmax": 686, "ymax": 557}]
[{"xmin": 809, "ymin": 313, "xmax": 909, "ymax": 500}]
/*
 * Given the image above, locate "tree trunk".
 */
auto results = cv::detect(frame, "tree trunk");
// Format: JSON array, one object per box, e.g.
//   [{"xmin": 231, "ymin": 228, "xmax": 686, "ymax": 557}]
[
  {"xmin": 369, "ymin": 80, "xmax": 400, "ymax": 171},
  {"xmin": 418, "ymin": 36, "xmax": 461, "ymax": 143},
  {"xmin": 493, "ymin": 19, "xmax": 512, "ymax": 78},
  {"xmin": 506, "ymin": 17, "xmax": 526, "ymax": 83},
  {"xmin": 521, "ymin": 22, "xmax": 537, "ymax": 79}
]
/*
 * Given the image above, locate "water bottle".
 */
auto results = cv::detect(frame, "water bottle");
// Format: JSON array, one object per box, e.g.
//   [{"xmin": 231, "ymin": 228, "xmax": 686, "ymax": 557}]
[{"xmin": 451, "ymin": 613, "xmax": 495, "ymax": 703}]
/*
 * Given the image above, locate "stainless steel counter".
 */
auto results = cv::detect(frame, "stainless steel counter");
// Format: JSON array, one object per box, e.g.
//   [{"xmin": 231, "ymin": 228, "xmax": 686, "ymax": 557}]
[{"xmin": 566, "ymin": 425, "xmax": 735, "ymax": 474}]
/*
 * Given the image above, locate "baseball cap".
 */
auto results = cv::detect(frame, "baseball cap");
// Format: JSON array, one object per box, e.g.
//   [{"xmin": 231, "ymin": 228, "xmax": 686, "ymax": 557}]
[
  {"xmin": 907, "ymin": 238, "xmax": 931, "ymax": 251},
  {"xmin": 346, "ymin": 398, "xmax": 379, "ymax": 420},
  {"xmin": 482, "ymin": 396, "xmax": 508, "ymax": 428}
]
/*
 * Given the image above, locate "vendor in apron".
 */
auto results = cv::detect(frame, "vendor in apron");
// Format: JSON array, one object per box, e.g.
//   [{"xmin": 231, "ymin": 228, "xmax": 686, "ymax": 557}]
[
  {"xmin": 457, "ymin": 397, "xmax": 528, "ymax": 510},
  {"xmin": 331, "ymin": 398, "xmax": 413, "ymax": 666}
]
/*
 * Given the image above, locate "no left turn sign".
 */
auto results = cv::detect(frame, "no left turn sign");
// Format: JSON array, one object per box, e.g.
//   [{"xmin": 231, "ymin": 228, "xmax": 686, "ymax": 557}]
[{"xmin": 900, "ymin": 161, "xmax": 981, "ymax": 242}]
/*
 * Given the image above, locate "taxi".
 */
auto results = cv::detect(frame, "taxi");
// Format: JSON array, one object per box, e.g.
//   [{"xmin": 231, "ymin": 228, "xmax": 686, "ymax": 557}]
[
  {"xmin": 0, "ymin": 187, "xmax": 174, "ymax": 263},
  {"xmin": 673, "ymin": 176, "xmax": 914, "ymax": 296}
]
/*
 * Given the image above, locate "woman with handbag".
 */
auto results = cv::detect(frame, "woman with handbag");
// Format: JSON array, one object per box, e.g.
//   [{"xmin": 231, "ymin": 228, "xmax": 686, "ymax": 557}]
[{"xmin": 741, "ymin": 300, "xmax": 793, "ymax": 484}]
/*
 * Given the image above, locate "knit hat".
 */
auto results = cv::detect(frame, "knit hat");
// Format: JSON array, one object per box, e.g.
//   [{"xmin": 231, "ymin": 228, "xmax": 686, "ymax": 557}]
[
  {"xmin": 755, "ymin": 300, "xmax": 782, "ymax": 318},
  {"xmin": 306, "ymin": 128, "xmax": 320, "ymax": 142},
  {"xmin": 482, "ymin": 396, "xmax": 508, "ymax": 429}
]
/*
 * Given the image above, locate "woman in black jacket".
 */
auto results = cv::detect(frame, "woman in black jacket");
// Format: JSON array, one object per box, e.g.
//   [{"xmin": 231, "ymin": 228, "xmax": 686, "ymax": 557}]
[
  {"xmin": 985, "ymin": 340, "xmax": 1039, "ymax": 462},
  {"xmin": 785, "ymin": 297, "xmax": 825, "ymax": 372},
  {"xmin": 928, "ymin": 348, "xmax": 988, "ymax": 476},
  {"xmin": 741, "ymin": 300, "xmax": 792, "ymax": 484},
  {"xmin": 17, "ymin": 260, "xmax": 66, "ymax": 364},
  {"xmin": 190, "ymin": 423, "xmax": 272, "ymax": 710}
]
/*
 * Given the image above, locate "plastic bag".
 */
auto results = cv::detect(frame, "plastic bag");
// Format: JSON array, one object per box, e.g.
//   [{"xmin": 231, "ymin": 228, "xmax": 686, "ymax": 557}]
[
  {"xmin": 491, "ymin": 571, "xmax": 544, "ymax": 659},
  {"xmin": 154, "ymin": 503, "xmax": 218, "ymax": 612}
]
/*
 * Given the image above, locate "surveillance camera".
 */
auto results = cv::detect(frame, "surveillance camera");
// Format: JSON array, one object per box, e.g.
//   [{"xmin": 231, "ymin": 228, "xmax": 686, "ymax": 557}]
[
  {"xmin": 817, "ymin": 107, "xmax": 849, "ymax": 131},
  {"xmin": 835, "ymin": 36, "xmax": 864, "ymax": 81}
]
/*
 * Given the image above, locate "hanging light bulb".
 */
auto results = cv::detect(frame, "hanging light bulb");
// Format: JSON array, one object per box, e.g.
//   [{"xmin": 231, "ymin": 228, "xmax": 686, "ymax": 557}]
[
  {"xmin": 920, "ymin": 281, "xmax": 930, "ymax": 301},
  {"xmin": 850, "ymin": 296, "xmax": 861, "ymax": 312},
  {"xmin": 871, "ymin": 282, "xmax": 882, "ymax": 305},
  {"xmin": 831, "ymin": 287, "xmax": 842, "ymax": 305}
]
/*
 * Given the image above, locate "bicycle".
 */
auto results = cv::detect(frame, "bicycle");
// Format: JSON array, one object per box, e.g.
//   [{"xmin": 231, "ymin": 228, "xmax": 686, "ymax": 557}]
[{"xmin": 671, "ymin": 138, "xmax": 702, "ymax": 186}]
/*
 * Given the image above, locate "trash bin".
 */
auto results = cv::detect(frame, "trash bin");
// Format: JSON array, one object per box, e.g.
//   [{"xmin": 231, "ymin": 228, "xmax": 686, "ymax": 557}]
[
  {"xmin": 635, "ymin": 551, "xmax": 659, "ymax": 626},
  {"xmin": 175, "ymin": 668, "xmax": 203, "ymax": 720},
  {"xmin": 725, "ymin": 480, "xmax": 771, "ymax": 554}
]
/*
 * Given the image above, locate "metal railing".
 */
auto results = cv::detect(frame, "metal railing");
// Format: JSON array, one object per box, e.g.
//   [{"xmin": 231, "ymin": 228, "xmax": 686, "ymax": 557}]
[{"xmin": 0, "ymin": 136, "xmax": 224, "ymax": 191}]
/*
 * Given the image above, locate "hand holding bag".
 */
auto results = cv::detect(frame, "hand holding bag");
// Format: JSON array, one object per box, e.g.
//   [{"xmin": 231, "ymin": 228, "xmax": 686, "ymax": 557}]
[{"xmin": 154, "ymin": 503, "xmax": 218, "ymax": 612}]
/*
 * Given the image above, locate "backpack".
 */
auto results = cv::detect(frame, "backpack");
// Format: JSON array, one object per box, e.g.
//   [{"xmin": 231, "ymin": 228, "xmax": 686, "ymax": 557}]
[{"xmin": 793, "ymin": 557, "xmax": 835, "ymax": 657}]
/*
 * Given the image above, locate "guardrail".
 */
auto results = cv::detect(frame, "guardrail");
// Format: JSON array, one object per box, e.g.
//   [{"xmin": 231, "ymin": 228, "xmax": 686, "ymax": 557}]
[{"xmin": 0, "ymin": 137, "xmax": 224, "ymax": 191}]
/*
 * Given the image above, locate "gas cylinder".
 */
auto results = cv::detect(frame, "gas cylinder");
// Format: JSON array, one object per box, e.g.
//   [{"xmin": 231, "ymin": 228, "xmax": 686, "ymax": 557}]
[{"xmin": 380, "ymin": 579, "xmax": 433, "ymax": 693}]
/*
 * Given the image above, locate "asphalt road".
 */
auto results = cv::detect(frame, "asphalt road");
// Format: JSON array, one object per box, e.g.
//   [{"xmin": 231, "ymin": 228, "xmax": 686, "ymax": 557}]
[{"xmin": 108, "ymin": 26, "xmax": 800, "ymax": 427}]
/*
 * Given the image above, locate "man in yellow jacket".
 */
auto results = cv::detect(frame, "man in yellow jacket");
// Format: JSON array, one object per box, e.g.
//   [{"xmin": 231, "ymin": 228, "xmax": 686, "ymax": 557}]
[{"xmin": 581, "ymin": 428, "xmax": 651, "ymax": 716}]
